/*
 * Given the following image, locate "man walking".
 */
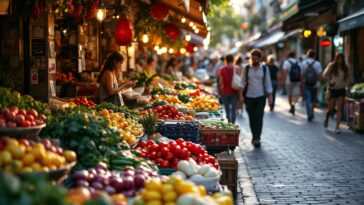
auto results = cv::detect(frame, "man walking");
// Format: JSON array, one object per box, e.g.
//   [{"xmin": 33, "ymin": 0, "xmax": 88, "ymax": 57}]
[
  {"xmin": 242, "ymin": 49, "xmax": 273, "ymax": 147},
  {"xmin": 282, "ymin": 51, "xmax": 301, "ymax": 115},
  {"xmin": 301, "ymin": 49, "xmax": 322, "ymax": 121}
]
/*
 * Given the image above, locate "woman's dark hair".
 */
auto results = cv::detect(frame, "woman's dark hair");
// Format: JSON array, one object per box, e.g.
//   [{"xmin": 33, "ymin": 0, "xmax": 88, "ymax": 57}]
[
  {"xmin": 288, "ymin": 51, "xmax": 295, "ymax": 58},
  {"xmin": 166, "ymin": 57, "xmax": 177, "ymax": 68},
  {"xmin": 331, "ymin": 52, "xmax": 349, "ymax": 80},
  {"xmin": 97, "ymin": 52, "xmax": 124, "ymax": 83},
  {"xmin": 225, "ymin": 55, "xmax": 234, "ymax": 63},
  {"xmin": 235, "ymin": 56, "xmax": 243, "ymax": 65}
]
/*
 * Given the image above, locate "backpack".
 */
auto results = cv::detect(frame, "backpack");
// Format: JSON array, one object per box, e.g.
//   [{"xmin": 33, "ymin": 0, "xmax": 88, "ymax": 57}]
[
  {"xmin": 304, "ymin": 61, "xmax": 318, "ymax": 87},
  {"xmin": 244, "ymin": 65, "xmax": 267, "ymax": 97},
  {"xmin": 288, "ymin": 60, "xmax": 301, "ymax": 82}
]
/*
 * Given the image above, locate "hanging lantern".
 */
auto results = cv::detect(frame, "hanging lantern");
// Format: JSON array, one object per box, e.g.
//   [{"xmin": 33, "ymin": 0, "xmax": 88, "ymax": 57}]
[
  {"xmin": 321, "ymin": 38, "xmax": 331, "ymax": 47},
  {"xmin": 115, "ymin": 18, "xmax": 134, "ymax": 46},
  {"xmin": 0, "ymin": 0, "xmax": 10, "ymax": 15},
  {"xmin": 165, "ymin": 23, "xmax": 180, "ymax": 41},
  {"xmin": 150, "ymin": 2, "xmax": 169, "ymax": 20},
  {"xmin": 241, "ymin": 22, "xmax": 248, "ymax": 30},
  {"xmin": 185, "ymin": 42, "xmax": 196, "ymax": 54}
]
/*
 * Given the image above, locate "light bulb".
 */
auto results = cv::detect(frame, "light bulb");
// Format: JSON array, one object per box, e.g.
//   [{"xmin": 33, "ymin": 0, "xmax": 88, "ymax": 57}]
[
  {"xmin": 169, "ymin": 48, "xmax": 174, "ymax": 54},
  {"xmin": 189, "ymin": 22, "xmax": 194, "ymax": 27},
  {"xmin": 154, "ymin": 46, "xmax": 160, "ymax": 51},
  {"xmin": 185, "ymin": 34, "xmax": 191, "ymax": 41},
  {"xmin": 193, "ymin": 47, "xmax": 198, "ymax": 52},
  {"xmin": 195, "ymin": 29, "xmax": 199, "ymax": 34},
  {"xmin": 180, "ymin": 48, "xmax": 186, "ymax": 54},
  {"xmin": 181, "ymin": 17, "xmax": 186, "ymax": 23},
  {"xmin": 142, "ymin": 34, "xmax": 149, "ymax": 43},
  {"xmin": 96, "ymin": 8, "xmax": 106, "ymax": 22}
]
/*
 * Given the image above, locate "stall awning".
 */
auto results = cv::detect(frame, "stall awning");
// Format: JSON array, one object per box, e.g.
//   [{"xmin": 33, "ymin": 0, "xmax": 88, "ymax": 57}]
[
  {"xmin": 282, "ymin": 0, "xmax": 333, "ymax": 31},
  {"xmin": 338, "ymin": 8, "xmax": 364, "ymax": 32},
  {"xmin": 279, "ymin": 29, "xmax": 302, "ymax": 41},
  {"xmin": 255, "ymin": 31, "xmax": 285, "ymax": 48},
  {"xmin": 235, "ymin": 33, "xmax": 262, "ymax": 48},
  {"xmin": 161, "ymin": 0, "xmax": 208, "ymax": 37}
]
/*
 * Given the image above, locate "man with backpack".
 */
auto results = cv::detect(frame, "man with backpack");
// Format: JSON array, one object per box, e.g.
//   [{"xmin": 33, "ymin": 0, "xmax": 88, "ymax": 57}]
[
  {"xmin": 241, "ymin": 49, "xmax": 273, "ymax": 147},
  {"xmin": 301, "ymin": 49, "xmax": 322, "ymax": 121},
  {"xmin": 283, "ymin": 51, "xmax": 301, "ymax": 115}
]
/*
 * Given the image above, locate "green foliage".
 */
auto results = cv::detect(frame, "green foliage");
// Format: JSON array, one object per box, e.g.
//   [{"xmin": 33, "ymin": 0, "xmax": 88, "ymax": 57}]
[
  {"xmin": 0, "ymin": 87, "xmax": 51, "ymax": 119},
  {"xmin": 0, "ymin": 170, "xmax": 71, "ymax": 205},
  {"xmin": 40, "ymin": 110, "xmax": 128, "ymax": 170},
  {"xmin": 131, "ymin": 71, "xmax": 158, "ymax": 87},
  {"xmin": 138, "ymin": 114, "xmax": 157, "ymax": 135},
  {"xmin": 207, "ymin": 1, "xmax": 245, "ymax": 47}
]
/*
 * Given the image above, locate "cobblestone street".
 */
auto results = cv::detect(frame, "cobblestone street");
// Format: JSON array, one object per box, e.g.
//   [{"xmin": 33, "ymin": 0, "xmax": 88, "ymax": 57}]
[{"xmin": 236, "ymin": 95, "xmax": 364, "ymax": 205}]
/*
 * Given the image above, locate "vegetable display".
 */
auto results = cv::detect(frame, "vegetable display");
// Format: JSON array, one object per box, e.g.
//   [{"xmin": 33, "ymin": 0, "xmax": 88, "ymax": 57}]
[
  {"xmin": 136, "ymin": 139, "xmax": 219, "ymax": 169},
  {"xmin": 140, "ymin": 105, "xmax": 194, "ymax": 121},
  {"xmin": 70, "ymin": 97, "xmax": 96, "ymax": 108},
  {"xmin": 188, "ymin": 96, "xmax": 220, "ymax": 112},
  {"xmin": 95, "ymin": 103, "xmax": 138, "ymax": 121},
  {"xmin": 0, "ymin": 138, "xmax": 76, "ymax": 173},
  {"xmin": 200, "ymin": 120, "xmax": 239, "ymax": 130},
  {"xmin": 70, "ymin": 162, "xmax": 158, "ymax": 198},
  {"xmin": 0, "ymin": 87, "xmax": 51, "ymax": 119},
  {"xmin": 349, "ymin": 83, "xmax": 364, "ymax": 99},
  {"xmin": 0, "ymin": 106, "xmax": 47, "ymax": 128},
  {"xmin": 40, "ymin": 110, "xmax": 125, "ymax": 170}
]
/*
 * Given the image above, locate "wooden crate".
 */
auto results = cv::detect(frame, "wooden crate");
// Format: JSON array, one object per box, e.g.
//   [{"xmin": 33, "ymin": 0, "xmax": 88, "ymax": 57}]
[{"xmin": 217, "ymin": 152, "xmax": 238, "ymax": 197}]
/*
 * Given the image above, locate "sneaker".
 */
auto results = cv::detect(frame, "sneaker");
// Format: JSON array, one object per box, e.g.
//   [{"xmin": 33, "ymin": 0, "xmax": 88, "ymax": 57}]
[
  {"xmin": 335, "ymin": 128, "xmax": 341, "ymax": 134},
  {"xmin": 252, "ymin": 140, "xmax": 261, "ymax": 147},
  {"xmin": 292, "ymin": 106, "xmax": 295, "ymax": 115},
  {"xmin": 323, "ymin": 119, "xmax": 328, "ymax": 128}
]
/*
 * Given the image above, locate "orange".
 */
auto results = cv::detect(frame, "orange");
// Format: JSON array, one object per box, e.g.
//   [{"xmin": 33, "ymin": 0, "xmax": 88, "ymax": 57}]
[
  {"xmin": 64, "ymin": 150, "xmax": 77, "ymax": 162},
  {"xmin": 31, "ymin": 162, "xmax": 42, "ymax": 171},
  {"xmin": 30, "ymin": 147, "xmax": 46, "ymax": 160},
  {"xmin": 22, "ymin": 153, "xmax": 35, "ymax": 166},
  {"xmin": 0, "ymin": 150, "xmax": 12, "ymax": 165},
  {"xmin": 8, "ymin": 144, "xmax": 26, "ymax": 159}
]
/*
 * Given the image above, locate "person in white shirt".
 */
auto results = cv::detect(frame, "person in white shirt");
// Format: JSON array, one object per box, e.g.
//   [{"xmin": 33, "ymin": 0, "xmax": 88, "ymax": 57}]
[
  {"xmin": 282, "ymin": 51, "xmax": 301, "ymax": 115},
  {"xmin": 300, "ymin": 49, "xmax": 322, "ymax": 121},
  {"xmin": 241, "ymin": 49, "xmax": 273, "ymax": 147}
]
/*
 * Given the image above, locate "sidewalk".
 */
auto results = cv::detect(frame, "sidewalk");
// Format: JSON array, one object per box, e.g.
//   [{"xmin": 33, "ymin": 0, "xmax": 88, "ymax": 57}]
[{"xmin": 234, "ymin": 94, "xmax": 364, "ymax": 205}]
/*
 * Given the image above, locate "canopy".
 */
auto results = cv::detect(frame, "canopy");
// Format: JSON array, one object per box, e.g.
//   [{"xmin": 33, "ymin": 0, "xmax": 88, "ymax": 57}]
[
  {"xmin": 338, "ymin": 8, "xmax": 364, "ymax": 32},
  {"xmin": 255, "ymin": 31, "xmax": 285, "ymax": 48}
]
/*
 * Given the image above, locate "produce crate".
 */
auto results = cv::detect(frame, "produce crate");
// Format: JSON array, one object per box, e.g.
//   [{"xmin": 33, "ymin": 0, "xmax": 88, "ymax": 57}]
[
  {"xmin": 200, "ymin": 129, "xmax": 240, "ymax": 147},
  {"xmin": 346, "ymin": 98, "xmax": 364, "ymax": 132},
  {"xmin": 216, "ymin": 152, "xmax": 238, "ymax": 198},
  {"xmin": 156, "ymin": 121, "xmax": 199, "ymax": 143},
  {"xmin": 158, "ymin": 168, "xmax": 177, "ymax": 175}
]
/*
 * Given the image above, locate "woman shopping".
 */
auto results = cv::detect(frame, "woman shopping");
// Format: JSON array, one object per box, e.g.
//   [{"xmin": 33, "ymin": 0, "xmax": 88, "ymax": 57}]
[
  {"xmin": 323, "ymin": 53, "xmax": 351, "ymax": 134},
  {"xmin": 96, "ymin": 52, "xmax": 136, "ymax": 106}
]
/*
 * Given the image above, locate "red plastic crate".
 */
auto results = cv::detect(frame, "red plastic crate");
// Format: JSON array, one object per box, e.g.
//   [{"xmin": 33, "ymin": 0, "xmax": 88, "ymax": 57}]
[{"xmin": 200, "ymin": 129, "xmax": 240, "ymax": 146}]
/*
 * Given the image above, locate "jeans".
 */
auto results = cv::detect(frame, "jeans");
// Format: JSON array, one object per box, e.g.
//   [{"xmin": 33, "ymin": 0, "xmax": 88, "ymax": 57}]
[
  {"xmin": 222, "ymin": 95, "xmax": 238, "ymax": 123},
  {"xmin": 245, "ymin": 96, "xmax": 266, "ymax": 141},
  {"xmin": 304, "ymin": 86, "xmax": 318, "ymax": 120},
  {"xmin": 271, "ymin": 80, "xmax": 278, "ymax": 110}
]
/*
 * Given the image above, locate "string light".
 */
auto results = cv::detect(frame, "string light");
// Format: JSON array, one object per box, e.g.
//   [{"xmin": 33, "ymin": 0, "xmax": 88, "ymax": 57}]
[
  {"xmin": 185, "ymin": 34, "xmax": 191, "ymax": 41},
  {"xmin": 181, "ymin": 17, "xmax": 186, "ymax": 23}
]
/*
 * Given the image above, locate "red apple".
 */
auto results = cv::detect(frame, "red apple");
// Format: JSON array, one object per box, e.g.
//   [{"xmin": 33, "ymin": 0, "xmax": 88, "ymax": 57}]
[
  {"xmin": 38, "ymin": 114, "xmax": 47, "ymax": 121},
  {"xmin": 0, "ymin": 108, "xmax": 9, "ymax": 115},
  {"xmin": 25, "ymin": 114, "xmax": 35, "ymax": 122},
  {"xmin": 22, "ymin": 120, "xmax": 31, "ymax": 127},
  {"xmin": 9, "ymin": 106, "xmax": 19, "ymax": 114},
  {"xmin": 34, "ymin": 119, "xmax": 44, "ymax": 125},
  {"xmin": 14, "ymin": 114, "xmax": 25, "ymax": 126},
  {"xmin": 19, "ymin": 139, "xmax": 30, "ymax": 146},
  {"xmin": 18, "ymin": 109, "xmax": 27, "ymax": 116},
  {"xmin": 0, "ymin": 119, "xmax": 6, "ymax": 127},
  {"xmin": 30, "ymin": 121, "xmax": 37, "ymax": 126},
  {"xmin": 6, "ymin": 111, "xmax": 16, "ymax": 122},
  {"xmin": 6, "ymin": 121, "xmax": 17, "ymax": 128}
]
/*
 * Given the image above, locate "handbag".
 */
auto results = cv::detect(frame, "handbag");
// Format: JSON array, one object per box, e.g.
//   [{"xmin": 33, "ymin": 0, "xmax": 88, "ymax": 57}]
[{"xmin": 231, "ymin": 66, "xmax": 243, "ymax": 90}]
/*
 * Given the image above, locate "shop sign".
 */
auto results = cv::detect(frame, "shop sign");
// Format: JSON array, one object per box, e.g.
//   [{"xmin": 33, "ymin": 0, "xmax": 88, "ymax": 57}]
[
  {"xmin": 321, "ymin": 38, "xmax": 331, "ymax": 47},
  {"xmin": 32, "ymin": 39, "xmax": 46, "ymax": 56}
]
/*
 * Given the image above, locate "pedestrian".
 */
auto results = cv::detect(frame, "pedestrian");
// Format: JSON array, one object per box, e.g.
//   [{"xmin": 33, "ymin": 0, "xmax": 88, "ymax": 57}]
[
  {"xmin": 143, "ymin": 57, "xmax": 157, "ymax": 72},
  {"xmin": 282, "ymin": 51, "xmax": 301, "ymax": 115},
  {"xmin": 219, "ymin": 54, "xmax": 242, "ymax": 124},
  {"xmin": 235, "ymin": 56, "xmax": 245, "ymax": 116},
  {"xmin": 266, "ymin": 55, "xmax": 280, "ymax": 111},
  {"xmin": 242, "ymin": 49, "xmax": 273, "ymax": 147},
  {"xmin": 323, "ymin": 53, "xmax": 350, "ymax": 133},
  {"xmin": 301, "ymin": 49, "xmax": 322, "ymax": 121},
  {"xmin": 95, "ymin": 52, "xmax": 136, "ymax": 106}
]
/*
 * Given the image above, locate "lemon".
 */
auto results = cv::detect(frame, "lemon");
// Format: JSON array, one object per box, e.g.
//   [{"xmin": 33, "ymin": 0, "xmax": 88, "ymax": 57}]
[
  {"xmin": 163, "ymin": 191, "xmax": 177, "ymax": 202},
  {"xmin": 145, "ymin": 180, "xmax": 163, "ymax": 191}
]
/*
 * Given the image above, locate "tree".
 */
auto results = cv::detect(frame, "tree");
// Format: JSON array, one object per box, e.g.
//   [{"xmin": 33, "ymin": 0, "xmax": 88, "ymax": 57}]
[{"xmin": 207, "ymin": 0, "xmax": 245, "ymax": 48}]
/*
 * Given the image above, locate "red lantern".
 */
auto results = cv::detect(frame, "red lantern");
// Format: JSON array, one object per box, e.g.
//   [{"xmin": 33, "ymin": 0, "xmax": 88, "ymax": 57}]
[
  {"xmin": 321, "ymin": 38, "xmax": 331, "ymax": 47},
  {"xmin": 165, "ymin": 23, "xmax": 180, "ymax": 41},
  {"xmin": 115, "ymin": 18, "xmax": 134, "ymax": 46},
  {"xmin": 185, "ymin": 42, "xmax": 196, "ymax": 54},
  {"xmin": 150, "ymin": 2, "xmax": 169, "ymax": 20}
]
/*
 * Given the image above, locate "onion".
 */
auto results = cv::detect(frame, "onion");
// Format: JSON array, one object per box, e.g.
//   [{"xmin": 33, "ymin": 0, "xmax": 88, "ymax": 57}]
[
  {"xmin": 122, "ymin": 176, "xmax": 135, "ymax": 190},
  {"xmin": 124, "ymin": 166, "xmax": 134, "ymax": 171},
  {"xmin": 87, "ymin": 173, "xmax": 95, "ymax": 182},
  {"xmin": 97, "ymin": 169, "xmax": 106, "ymax": 176},
  {"xmin": 104, "ymin": 186, "xmax": 116, "ymax": 195},
  {"xmin": 88, "ymin": 168, "xmax": 97, "ymax": 175},
  {"xmin": 134, "ymin": 174, "xmax": 146, "ymax": 188},
  {"xmin": 96, "ymin": 162, "xmax": 108, "ymax": 171},
  {"xmin": 74, "ymin": 170, "xmax": 89, "ymax": 181},
  {"xmin": 74, "ymin": 180, "xmax": 89, "ymax": 188},
  {"xmin": 94, "ymin": 176, "xmax": 108, "ymax": 186},
  {"xmin": 109, "ymin": 177, "xmax": 124, "ymax": 191},
  {"xmin": 123, "ymin": 170, "xmax": 135, "ymax": 177},
  {"xmin": 123, "ymin": 189, "xmax": 136, "ymax": 198},
  {"xmin": 91, "ymin": 181, "xmax": 104, "ymax": 190}
]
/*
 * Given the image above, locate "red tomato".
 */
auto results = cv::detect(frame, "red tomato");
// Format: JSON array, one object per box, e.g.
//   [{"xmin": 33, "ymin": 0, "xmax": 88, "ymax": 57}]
[
  {"xmin": 160, "ymin": 147, "xmax": 170, "ymax": 156},
  {"xmin": 6, "ymin": 121, "xmax": 17, "ymax": 128},
  {"xmin": 27, "ymin": 109, "xmax": 38, "ymax": 118},
  {"xmin": 161, "ymin": 160, "xmax": 170, "ymax": 168},
  {"xmin": 9, "ymin": 106, "xmax": 19, "ymax": 114},
  {"xmin": 14, "ymin": 114, "xmax": 25, "ymax": 126},
  {"xmin": 156, "ymin": 106, "xmax": 162, "ymax": 111},
  {"xmin": 158, "ymin": 142, "xmax": 169, "ymax": 150},
  {"xmin": 165, "ymin": 152, "xmax": 174, "ymax": 161},
  {"xmin": 139, "ymin": 141, "xmax": 147, "ymax": 148},
  {"xmin": 180, "ymin": 148, "xmax": 191, "ymax": 159},
  {"xmin": 34, "ymin": 119, "xmax": 44, "ymax": 125},
  {"xmin": 149, "ymin": 151, "xmax": 157, "ymax": 159},
  {"xmin": 0, "ymin": 119, "xmax": 6, "ymax": 127},
  {"xmin": 18, "ymin": 109, "xmax": 27, "ymax": 116},
  {"xmin": 155, "ymin": 158, "xmax": 164, "ymax": 166},
  {"xmin": 149, "ymin": 144, "xmax": 159, "ymax": 152},
  {"xmin": 6, "ymin": 111, "xmax": 16, "ymax": 121},
  {"xmin": 171, "ymin": 158, "xmax": 179, "ymax": 168},
  {"xmin": 170, "ymin": 144, "xmax": 181, "ymax": 156},
  {"xmin": 146, "ymin": 140, "xmax": 155, "ymax": 147},
  {"xmin": 176, "ymin": 138, "xmax": 184, "ymax": 145},
  {"xmin": 156, "ymin": 151, "xmax": 163, "ymax": 159}
]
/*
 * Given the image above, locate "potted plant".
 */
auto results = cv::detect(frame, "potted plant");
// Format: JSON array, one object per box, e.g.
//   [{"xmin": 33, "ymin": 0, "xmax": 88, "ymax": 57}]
[
  {"xmin": 138, "ymin": 113, "xmax": 158, "ymax": 140},
  {"xmin": 131, "ymin": 71, "xmax": 158, "ymax": 94}
]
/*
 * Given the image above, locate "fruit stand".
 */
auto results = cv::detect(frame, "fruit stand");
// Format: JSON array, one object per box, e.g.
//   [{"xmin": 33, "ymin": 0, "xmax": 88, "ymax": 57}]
[
  {"xmin": 347, "ymin": 83, "xmax": 364, "ymax": 132},
  {"xmin": 0, "ymin": 77, "xmax": 237, "ymax": 205}
]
